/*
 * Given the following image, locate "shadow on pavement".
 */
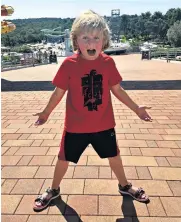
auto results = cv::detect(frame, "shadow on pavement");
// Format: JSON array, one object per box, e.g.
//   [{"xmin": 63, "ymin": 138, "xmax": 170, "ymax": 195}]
[
  {"xmin": 2, "ymin": 78, "xmax": 181, "ymax": 91},
  {"xmin": 116, "ymin": 195, "xmax": 150, "ymax": 222},
  {"xmin": 50, "ymin": 196, "xmax": 83, "ymax": 222}
]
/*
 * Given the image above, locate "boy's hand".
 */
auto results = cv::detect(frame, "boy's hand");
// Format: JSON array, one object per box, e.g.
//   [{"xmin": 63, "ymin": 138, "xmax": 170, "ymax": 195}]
[
  {"xmin": 136, "ymin": 105, "xmax": 152, "ymax": 121},
  {"xmin": 33, "ymin": 111, "xmax": 49, "ymax": 126}
]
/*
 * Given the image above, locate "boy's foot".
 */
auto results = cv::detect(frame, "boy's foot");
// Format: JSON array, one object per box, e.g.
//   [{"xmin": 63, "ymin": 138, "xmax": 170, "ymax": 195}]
[
  {"xmin": 118, "ymin": 183, "xmax": 149, "ymax": 203},
  {"xmin": 33, "ymin": 187, "xmax": 60, "ymax": 212}
]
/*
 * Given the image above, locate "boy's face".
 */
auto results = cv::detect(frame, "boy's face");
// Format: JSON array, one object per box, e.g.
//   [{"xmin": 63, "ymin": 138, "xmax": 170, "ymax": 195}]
[{"xmin": 76, "ymin": 29, "xmax": 103, "ymax": 60}]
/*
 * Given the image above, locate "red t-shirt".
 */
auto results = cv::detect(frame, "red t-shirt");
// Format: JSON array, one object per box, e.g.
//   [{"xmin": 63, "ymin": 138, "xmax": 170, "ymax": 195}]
[{"xmin": 52, "ymin": 53, "xmax": 122, "ymax": 133}]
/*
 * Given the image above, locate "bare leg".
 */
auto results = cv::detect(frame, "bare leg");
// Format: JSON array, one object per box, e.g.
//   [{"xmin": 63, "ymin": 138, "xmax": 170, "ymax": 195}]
[
  {"xmin": 51, "ymin": 159, "xmax": 69, "ymax": 189},
  {"xmin": 108, "ymin": 155, "xmax": 147, "ymax": 198},
  {"xmin": 108, "ymin": 155, "xmax": 128, "ymax": 186}
]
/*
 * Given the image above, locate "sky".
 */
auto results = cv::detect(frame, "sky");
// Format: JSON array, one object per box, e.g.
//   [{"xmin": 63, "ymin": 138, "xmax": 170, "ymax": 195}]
[{"xmin": 1, "ymin": 0, "xmax": 181, "ymax": 19}]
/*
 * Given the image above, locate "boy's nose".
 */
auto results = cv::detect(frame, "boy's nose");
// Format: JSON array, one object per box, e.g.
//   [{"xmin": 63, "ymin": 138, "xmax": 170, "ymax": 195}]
[{"xmin": 87, "ymin": 39, "xmax": 95, "ymax": 47}]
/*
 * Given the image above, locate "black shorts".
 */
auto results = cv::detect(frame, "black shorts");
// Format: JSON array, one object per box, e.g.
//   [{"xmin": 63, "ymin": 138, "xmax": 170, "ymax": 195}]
[{"xmin": 58, "ymin": 128, "xmax": 120, "ymax": 163}]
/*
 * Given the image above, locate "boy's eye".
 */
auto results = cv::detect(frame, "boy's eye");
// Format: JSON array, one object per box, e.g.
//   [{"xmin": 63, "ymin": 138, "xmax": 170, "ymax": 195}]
[
  {"xmin": 83, "ymin": 36, "xmax": 88, "ymax": 40},
  {"xmin": 94, "ymin": 37, "xmax": 99, "ymax": 40}
]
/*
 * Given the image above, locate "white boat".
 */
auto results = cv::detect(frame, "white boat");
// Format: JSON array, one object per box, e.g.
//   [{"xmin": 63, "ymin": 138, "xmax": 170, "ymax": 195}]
[
  {"xmin": 140, "ymin": 42, "xmax": 158, "ymax": 51},
  {"xmin": 104, "ymin": 42, "xmax": 130, "ymax": 55}
]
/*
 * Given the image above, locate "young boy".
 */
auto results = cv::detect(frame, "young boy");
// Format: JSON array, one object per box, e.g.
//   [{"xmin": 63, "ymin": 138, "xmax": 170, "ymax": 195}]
[{"xmin": 33, "ymin": 10, "xmax": 151, "ymax": 212}]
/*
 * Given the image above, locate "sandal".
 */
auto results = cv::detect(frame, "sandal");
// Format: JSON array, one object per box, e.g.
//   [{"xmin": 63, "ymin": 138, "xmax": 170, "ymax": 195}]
[
  {"xmin": 33, "ymin": 187, "xmax": 60, "ymax": 212},
  {"xmin": 118, "ymin": 182, "xmax": 149, "ymax": 203}
]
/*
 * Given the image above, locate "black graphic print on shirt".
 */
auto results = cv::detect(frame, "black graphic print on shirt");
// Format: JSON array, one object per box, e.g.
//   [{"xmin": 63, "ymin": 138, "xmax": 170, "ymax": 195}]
[{"xmin": 81, "ymin": 69, "xmax": 103, "ymax": 111}]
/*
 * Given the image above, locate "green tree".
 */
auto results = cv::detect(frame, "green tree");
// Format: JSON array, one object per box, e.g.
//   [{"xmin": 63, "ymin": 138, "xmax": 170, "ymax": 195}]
[{"xmin": 167, "ymin": 21, "xmax": 181, "ymax": 47}]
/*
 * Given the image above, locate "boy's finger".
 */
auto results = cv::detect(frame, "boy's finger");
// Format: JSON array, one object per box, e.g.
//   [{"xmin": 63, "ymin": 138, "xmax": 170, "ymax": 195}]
[{"xmin": 33, "ymin": 113, "xmax": 39, "ymax": 116}]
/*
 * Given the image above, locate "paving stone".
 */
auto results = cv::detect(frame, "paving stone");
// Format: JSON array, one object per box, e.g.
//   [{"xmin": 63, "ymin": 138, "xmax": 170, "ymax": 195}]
[
  {"xmin": 176, "ymin": 141, "xmax": 181, "ymax": 148},
  {"xmin": 1, "ymin": 179, "xmax": 18, "ymax": 194},
  {"xmin": 3, "ymin": 147, "xmax": 20, "ymax": 155},
  {"xmin": 161, "ymin": 197, "xmax": 181, "ymax": 216},
  {"xmin": 134, "ymin": 134, "xmax": 163, "ymax": 140},
  {"xmin": 156, "ymin": 141, "xmax": 179, "ymax": 148},
  {"xmin": 2, "ymin": 166, "xmax": 38, "ymax": 179},
  {"xmin": 133, "ymin": 218, "xmax": 181, "ymax": 222},
  {"xmin": 1, "ymin": 215, "xmax": 29, "ymax": 222},
  {"xmin": 81, "ymin": 216, "xmax": 132, "ymax": 222},
  {"xmin": 99, "ymin": 166, "xmax": 112, "ymax": 178},
  {"xmin": 73, "ymin": 166, "xmax": 98, "ymax": 178},
  {"xmin": 1, "ymin": 179, "xmax": 5, "ymax": 185},
  {"xmin": 2, "ymin": 134, "xmax": 22, "ymax": 140},
  {"xmin": 122, "ymin": 156, "xmax": 157, "ymax": 166},
  {"xmin": 125, "ymin": 134, "xmax": 135, "ymax": 139},
  {"xmin": 87, "ymin": 156, "xmax": 109, "ymax": 166},
  {"xmin": 15, "ymin": 147, "xmax": 49, "ymax": 155},
  {"xmin": 147, "ymin": 197, "xmax": 166, "ymax": 216},
  {"xmin": 99, "ymin": 195, "xmax": 148, "ymax": 216},
  {"xmin": 84, "ymin": 179, "xmax": 118, "ymax": 195},
  {"xmin": 1, "ymin": 155, "xmax": 22, "ymax": 166},
  {"xmin": 35, "ymin": 166, "xmax": 74, "ymax": 178},
  {"xmin": 112, "ymin": 167, "xmax": 138, "ymax": 179},
  {"xmin": 136, "ymin": 167, "xmax": 152, "ymax": 179},
  {"xmin": 46, "ymin": 147, "xmax": 59, "ymax": 155},
  {"xmin": 162, "ymin": 135, "xmax": 181, "ymax": 140},
  {"xmin": 41, "ymin": 140, "xmax": 60, "ymax": 146},
  {"xmin": 19, "ymin": 134, "xmax": 31, "ymax": 140},
  {"xmin": 165, "ymin": 129, "xmax": 181, "ymax": 134},
  {"xmin": 141, "ymin": 148, "xmax": 174, "ymax": 157},
  {"xmin": 17, "ymin": 156, "xmax": 33, "ymax": 165},
  {"xmin": 1, "ymin": 147, "xmax": 10, "ymax": 155},
  {"xmin": 1, "ymin": 129, "xmax": 18, "ymax": 133},
  {"xmin": 2, "ymin": 195, "xmax": 22, "ymax": 214},
  {"xmin": 117, "ymin": 140, "xmax": 147, "ymax": 147},
  {"xmin": 146, "ymin": 141, "xmax": 158, "ymax": 147},
  {"xmin": 155, "ymin": 157, "xmax": 170, "ymax": 166},
  {"xmin": 40, "ymin": 179, "xmax": 84, "ymax": 195},
  {"xmin": 149, "ymin": 167, "xmax": 181, "ymax": 180},
  {"xmin": 31, "ymin": 140, "xmax": 43, "ymax": 146},
  {"xmin": 65, "ymin": 195, "xmax": 98, "ymax": 215},
  {"xmin": 130, "ymin": 148, "xmax": 142, "ymax": 156},
  {"xmin": 27, "ymin": 215, "xmax": 80, "ymax": 222},
  {"xmin": 28, "ymin": 134, "xmax": 56, "ymax": 140},
  {"xmin": 166, "ymin": 157, "xmax": 181, "ymax": 167},
  {"xmin": 172, "ymin": 149, "xmax": 181, "ymax": 157},
  {"xmin": 29, "ymin": 156, "xmax": 54, "ymax": 165},
  {"xmin": 119, "ymin": 148, "xmax": 131, "ymax": 155},
  {"xmin": 3, "ymin": 140, "xmax": 34, "ymax": 147},
  {"xmin": 167, "ymin": 181, "xmax": 181, "ymax": 196},
  {"xmin": 11, "ymin": 179, "xmax": 44, "ymax": 194}
]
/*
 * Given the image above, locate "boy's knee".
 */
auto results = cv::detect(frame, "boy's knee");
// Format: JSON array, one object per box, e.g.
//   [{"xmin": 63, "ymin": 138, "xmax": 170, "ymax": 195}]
[{"xmin": 108, "ymin": 155, "xmax": 121, "ymax": 162}]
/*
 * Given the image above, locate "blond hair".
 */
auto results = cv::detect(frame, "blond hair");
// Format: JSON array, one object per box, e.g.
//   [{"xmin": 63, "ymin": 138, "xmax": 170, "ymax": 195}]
[{"xmin": 70, "ymin": 10, "xmax": 111, "ymax": 51}]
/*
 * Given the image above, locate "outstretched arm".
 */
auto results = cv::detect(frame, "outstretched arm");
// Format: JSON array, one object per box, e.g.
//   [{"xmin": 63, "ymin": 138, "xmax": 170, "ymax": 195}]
[
  {"xmin": 34, "ymin": 87, "xmax": 66, "ymax": 125},
  {"xmin": 111, "ymin": 84, "xmax": 152, "ymax": 121},
  {"xmin": 43, "ymin": 87, "xmax": 66, "ymax": 115}
]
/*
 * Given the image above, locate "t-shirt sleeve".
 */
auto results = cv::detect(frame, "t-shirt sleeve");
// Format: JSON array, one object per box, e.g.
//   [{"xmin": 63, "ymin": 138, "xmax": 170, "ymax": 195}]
[
  {"xmin": 108, "ymin": 57, "xmax": 122, "ymax": 86},
  {"xmin": 52, "ymin": 59, "xmax": 70, "ymax": 90}
]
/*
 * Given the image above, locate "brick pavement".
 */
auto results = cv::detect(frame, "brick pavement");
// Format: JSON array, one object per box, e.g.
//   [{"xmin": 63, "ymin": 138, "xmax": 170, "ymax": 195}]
[{"xmin": 1, "ymin": 55, "xmax": 181, "ymax": 222}]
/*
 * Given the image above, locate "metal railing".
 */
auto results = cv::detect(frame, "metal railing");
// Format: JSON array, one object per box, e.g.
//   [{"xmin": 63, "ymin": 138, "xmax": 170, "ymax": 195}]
[
  {"xmin": 1, "ymin": 53, "xmax": 52, "ymax": 71},
  {"xmin": 150, "ymin": 48, "xmax": 181, "ymax": 62}
]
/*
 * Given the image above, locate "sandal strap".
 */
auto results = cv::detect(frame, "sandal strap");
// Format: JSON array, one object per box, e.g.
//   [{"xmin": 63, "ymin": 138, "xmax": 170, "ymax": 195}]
[
  {"xmin": 35, "ymin": 188, "xmax": 53, "ymax": 202},
  {"xmin": 119, "ymin": 182, "xmax": 132, "ymax": 191},
  {"xmin": 134, "ymin": 187, "xmax": 145, "ymax": 198}
]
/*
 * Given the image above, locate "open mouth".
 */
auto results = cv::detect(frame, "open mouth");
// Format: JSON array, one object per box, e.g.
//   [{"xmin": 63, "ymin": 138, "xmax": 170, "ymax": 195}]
[{"xmin": 87, "ymin": 49, "xmax": 96, "ymax": 56}]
